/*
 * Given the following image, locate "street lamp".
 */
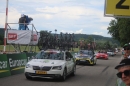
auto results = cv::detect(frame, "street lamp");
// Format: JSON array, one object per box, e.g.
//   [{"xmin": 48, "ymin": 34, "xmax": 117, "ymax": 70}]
[{"xmin": 55, "ymin": 29, "xmax": 57, "ymax": 34}]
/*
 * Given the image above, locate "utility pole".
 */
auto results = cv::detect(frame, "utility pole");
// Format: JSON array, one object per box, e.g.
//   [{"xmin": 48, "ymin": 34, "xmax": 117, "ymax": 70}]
[{"xmin": 3, "ymin": 0, "xmax": 9, "ymax": 53}]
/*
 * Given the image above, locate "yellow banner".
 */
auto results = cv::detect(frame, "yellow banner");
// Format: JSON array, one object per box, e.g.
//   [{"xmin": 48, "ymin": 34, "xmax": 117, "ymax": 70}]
[{"xmin": 105, "ymin": 0, "xmax": 130, "ymax": 16}]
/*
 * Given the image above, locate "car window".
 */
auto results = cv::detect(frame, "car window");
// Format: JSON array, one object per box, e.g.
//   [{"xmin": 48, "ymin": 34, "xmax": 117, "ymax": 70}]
[
  {"xmin": 65, "ymin": 52, "xmax": 73, "ymax": 60},
  {"xmin": 88, "ymin": 51, "xmax": 93, "ymax": 55},
  {"xmin": 79, "ymin": 50, "xmax": 88, "ymax": 54},
  {"xmin": 35, "ymin": 51, "xmax": 64, "ymax": 60},
  {"xmin": 78, "ymin": 50, "xmax": 93, "ymax": 55}
]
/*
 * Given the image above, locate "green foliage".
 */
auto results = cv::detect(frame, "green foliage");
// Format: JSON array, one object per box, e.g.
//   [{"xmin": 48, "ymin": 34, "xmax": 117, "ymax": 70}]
[
  {"xmin": 107, "ymin": 18, "xmax": 130, "ymax": 46},
  {"xmin": 74, "ymin": 34, "xmax": 119, "ymax": 46},
  {"xmin": 0, "ymin": 29, "xmax": 4, "ymax": 45}
]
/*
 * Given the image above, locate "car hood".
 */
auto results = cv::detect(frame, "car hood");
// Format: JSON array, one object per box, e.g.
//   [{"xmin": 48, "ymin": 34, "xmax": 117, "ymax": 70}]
[{"xmin": 27, "ymin": 59, "xmax": 65, "ymax": 66}]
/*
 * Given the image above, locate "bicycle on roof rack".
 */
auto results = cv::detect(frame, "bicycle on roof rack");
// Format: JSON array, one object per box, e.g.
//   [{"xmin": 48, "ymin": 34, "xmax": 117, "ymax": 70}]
[{"xmin": 37, "ymin": 31, "xmax": 76, "ymax": 51}]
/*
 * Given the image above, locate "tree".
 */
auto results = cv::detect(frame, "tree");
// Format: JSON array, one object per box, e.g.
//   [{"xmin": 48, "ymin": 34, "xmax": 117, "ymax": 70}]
[
  {"xmin": 107, "ymin": 18, "xmax": 130, "ymax": 46},
  {"xmin": 0, "ymin": 35, "xmax": 4, "ymax": 45}
]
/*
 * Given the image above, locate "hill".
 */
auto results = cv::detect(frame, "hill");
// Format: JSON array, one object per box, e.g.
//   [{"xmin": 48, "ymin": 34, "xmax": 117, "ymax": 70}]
[{"xmin": 74, "ymin": 34, "xmax": 119, "ymax": 45}]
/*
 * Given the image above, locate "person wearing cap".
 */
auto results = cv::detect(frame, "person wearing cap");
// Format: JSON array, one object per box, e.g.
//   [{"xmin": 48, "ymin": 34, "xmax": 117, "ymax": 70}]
[
  {"xmin": 123, "ymin": 44, "xmax": 130, "ymax": 59},
  {"xmin": 18, "ymin": 14, "xmax": 26, "ymax": 30},
  {"xmin": 115, "ymin": 59, "xmax": 130, "ymax": 86}
]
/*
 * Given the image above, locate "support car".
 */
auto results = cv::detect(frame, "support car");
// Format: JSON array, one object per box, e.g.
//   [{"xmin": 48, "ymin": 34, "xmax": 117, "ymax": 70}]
[
  {"xmin": 24, "ymin": 49, "xmax": 76, "ymax": 81},
  {"xmin": 75, "ymin": 50, "xmax": 97, "ymax": 65}
]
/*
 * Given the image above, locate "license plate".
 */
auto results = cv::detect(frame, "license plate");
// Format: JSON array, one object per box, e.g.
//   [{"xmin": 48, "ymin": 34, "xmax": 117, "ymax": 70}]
[{"xmin": 36, "ymin": 71, "xmax": 47, "ymax": 74}]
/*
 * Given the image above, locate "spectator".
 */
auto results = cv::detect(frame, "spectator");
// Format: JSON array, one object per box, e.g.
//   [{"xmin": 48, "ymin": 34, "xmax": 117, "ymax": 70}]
[
  {"xmin": 123, "ymin": 44, "xmax": 130, "ymax": 59},
  {"xmin": 18, "ymin": 14, "xmax": 26, "ymax": 30},
  {"xmin": 115, "ymin": 59, "xmax": 130, "ymax": 86}
]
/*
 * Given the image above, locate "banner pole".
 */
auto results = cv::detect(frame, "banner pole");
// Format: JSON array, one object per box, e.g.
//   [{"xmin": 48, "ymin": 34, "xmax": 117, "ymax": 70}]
[{"xmin": 4, "ymin": 0, "xmax": 9, "ymax": 53}]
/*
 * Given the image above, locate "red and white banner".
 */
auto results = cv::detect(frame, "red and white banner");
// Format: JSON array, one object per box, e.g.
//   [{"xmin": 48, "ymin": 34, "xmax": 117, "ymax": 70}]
[
  {"xmin": 7, "ymin": 30, "xmax": 40, "ymax": 45},
  {"xmin": 7, "ymin": 30, "xmax": 32, "ymax": 44},
  {"xmin": 29, "ymin": 32, "xmax": 40, "ymax": 45}
]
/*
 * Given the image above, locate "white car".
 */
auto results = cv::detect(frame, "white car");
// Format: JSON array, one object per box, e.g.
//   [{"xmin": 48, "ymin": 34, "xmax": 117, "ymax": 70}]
[
  {"xmin": 24, "ymin": 49, "xmax": 76, "ymax": 81},
  {"xmin": 107, "ymin": 50, "xmax": 115, "ymax": 56}
]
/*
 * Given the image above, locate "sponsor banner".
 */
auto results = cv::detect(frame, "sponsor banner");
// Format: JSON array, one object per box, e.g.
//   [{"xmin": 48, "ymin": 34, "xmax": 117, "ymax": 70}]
[
  {"xmin": 7, "ymin": 53, "xmax": 27, "ymax": 75},
  {"xmin": 29, "ymin": 32, "xmax": 40, "ymax": 45},
  {"xmin": 7, "ymin": 30, "xmax": 31, "ymax": 44},
  {"xmin": 26, "ymin": 53, "xmax": 37, "ymax": 62},
  {"xmin": 0, "ymin": 54, "xmax": 11, "ymax": 78}
]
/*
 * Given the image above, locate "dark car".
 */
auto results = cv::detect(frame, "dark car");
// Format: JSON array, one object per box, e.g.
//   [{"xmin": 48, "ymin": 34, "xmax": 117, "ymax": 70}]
[{"xmin": 74, "ymin": 50, "xmax": 97, "ymax": 65}]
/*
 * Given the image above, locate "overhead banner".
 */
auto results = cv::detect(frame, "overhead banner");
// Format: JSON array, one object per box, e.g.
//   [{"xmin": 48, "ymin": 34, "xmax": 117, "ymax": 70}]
[
  {"xmin": 104, "ymin": 0, "xmax": 130, "ymax": 17},
  {"xmin": 7, "ymin": 30, "xmax": 31, "ymax": 44}
]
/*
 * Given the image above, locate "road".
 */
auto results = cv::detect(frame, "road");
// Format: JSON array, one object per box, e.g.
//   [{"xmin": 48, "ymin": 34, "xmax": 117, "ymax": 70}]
[{"xmin": 0, "ymin": 52, "xmax": 122, "ymax": 86}]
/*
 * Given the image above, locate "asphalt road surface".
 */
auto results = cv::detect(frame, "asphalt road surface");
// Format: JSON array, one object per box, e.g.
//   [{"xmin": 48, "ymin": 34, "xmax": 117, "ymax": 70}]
[{"xmin": 0, "ymin": 52, "xmax": 122, "ymax": 86}]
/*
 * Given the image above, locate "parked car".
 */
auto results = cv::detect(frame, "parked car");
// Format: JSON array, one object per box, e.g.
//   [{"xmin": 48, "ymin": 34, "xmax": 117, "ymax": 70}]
[
  {"xmin": 75, "ymin": 50, "xmax": 97, "ymax": 65},
  {"xmin": 24, "ymin": 49, "xmax": 76, "ymax": 81},
  {"xmin": 96, "ymin": 52, "xmax": 108, "ymax": 60}
]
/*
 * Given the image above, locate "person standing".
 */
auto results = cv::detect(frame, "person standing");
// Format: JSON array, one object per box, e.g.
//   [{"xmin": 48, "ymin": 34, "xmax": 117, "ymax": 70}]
[
  {"xmin": 18, "ymin": 14, "xmax": 26, "ymax": 30},
  {"xmin": 115, "ymin": 59, "xmax": 130, "ymax": 86},
  {"xmin": 24, "ymin": 15, "xmax": 33, "ymax": 30}
]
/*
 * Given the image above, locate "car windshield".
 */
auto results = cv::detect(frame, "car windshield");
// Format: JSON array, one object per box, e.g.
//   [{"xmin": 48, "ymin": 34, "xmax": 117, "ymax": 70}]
[
  {"xmin": 77, "ymin": 56, "xmax": 90, "ymax": 58},
  {"xmin": 78, "ymin": 50, "xmax": 93, "ymax": 55},
  {"xmin": 108, "ymin": 50, "xmax": 113, "ymax": 52},
  {"xmin": 35, "ymin": 51, "xmax": 64, "ymax": 60}
]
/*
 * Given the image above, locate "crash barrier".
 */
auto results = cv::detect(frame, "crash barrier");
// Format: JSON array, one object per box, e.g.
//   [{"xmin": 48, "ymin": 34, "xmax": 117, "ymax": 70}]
[
  {"xmin": 0, "ymin": 52, "xmax": 37, "ymax": 78},
  {"xmin": 0, "ymin": 54, "xmax": 11, "ymax": 78}
]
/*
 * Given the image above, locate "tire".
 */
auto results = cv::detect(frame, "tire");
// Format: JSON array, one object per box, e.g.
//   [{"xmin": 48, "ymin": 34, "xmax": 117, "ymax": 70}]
[
  {"xmin": 76, "ymin": 60, "xmax": 79, "ymax": 65},
  {"xmin": 61, "ymin": 68, "xmax": 67, "ymax": 81},
  {"xmin": 71, "ymin": 66, "xmax": 76, "ymax": 76},
  {"xmin": 91, "ymin": 59, "xmax": 95, "ymax": 66},
  {"xmin": 94, "ymin": 59, "xmax": 97, "ymax": 65}
]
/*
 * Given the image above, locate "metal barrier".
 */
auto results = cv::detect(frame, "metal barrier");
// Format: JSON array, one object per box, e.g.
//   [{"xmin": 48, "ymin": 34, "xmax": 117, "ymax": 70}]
[{"xmin": 0, "ymin": 52, "xmax": 37, "ymax": 78}]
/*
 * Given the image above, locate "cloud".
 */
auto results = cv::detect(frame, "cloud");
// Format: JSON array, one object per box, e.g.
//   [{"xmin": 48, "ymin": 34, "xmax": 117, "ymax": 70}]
[
  {"xmin": 92, "ymin": 32, "xmax": 103, "ymax": 35},
  {"xmin": 75, "ymin": 29, "xmax": 83, "ymax": 34},
  {"xmin": 100, "ymin": 26, "xmax": 108, "ymax": 30},
  {"xmin": 0, "ymin": 0, "xmax": 113, "ymax": 37}
]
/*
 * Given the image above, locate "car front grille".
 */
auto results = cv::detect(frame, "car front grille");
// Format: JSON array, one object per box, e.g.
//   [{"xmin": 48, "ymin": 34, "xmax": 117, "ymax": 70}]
[
  {"xmin": 33, "ymin": 66, "xmax": 40, "ymax": 70},
  {"xmin": 33, "ymin": 66, "xmax": 52, "ymax": 71},
  {"xmin": 42, "ymin": 66, "xmax": 52, "ymax": 71}
]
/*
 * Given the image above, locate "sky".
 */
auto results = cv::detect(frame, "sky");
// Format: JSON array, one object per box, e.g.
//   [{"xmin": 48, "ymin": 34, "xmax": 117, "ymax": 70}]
[{"xmin": 0, "ymin": 0, "xmax": 114, "ymax": 37}]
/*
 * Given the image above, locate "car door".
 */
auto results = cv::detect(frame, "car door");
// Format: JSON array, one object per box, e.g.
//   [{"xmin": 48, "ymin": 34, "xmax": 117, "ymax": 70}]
[
  {"xmin": 65, "ymin": 52, "xmax": 72, "ymax": 73},
  {"xmin": 68, "ymin": 52, "xmax": 75, "ymax": 72}
]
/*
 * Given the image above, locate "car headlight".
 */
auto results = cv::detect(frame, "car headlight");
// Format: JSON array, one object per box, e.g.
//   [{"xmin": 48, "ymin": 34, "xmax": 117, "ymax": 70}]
[
  {"xmin": 52, "ymin": 66, "xmax": 62, "ymax": 70},
  {"xmin": 91, "ymin": 58, "xmax": 94, "ymax": 60},
  {"xmin": 26, "ymin": 64, "xmax": 32, "ymax": 68}
]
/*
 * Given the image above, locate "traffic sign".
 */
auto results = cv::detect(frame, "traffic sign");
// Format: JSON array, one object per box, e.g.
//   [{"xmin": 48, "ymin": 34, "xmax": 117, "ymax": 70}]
[{"xmin": 104, "ymin": 0, "xmax": 130, "ymax": 17}]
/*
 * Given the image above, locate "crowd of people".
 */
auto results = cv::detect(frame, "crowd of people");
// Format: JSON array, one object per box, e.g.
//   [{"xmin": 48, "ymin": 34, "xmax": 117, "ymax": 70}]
[{"xmin": 115, "ymin": 43, "xmax": 130, "ymax": 86}]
